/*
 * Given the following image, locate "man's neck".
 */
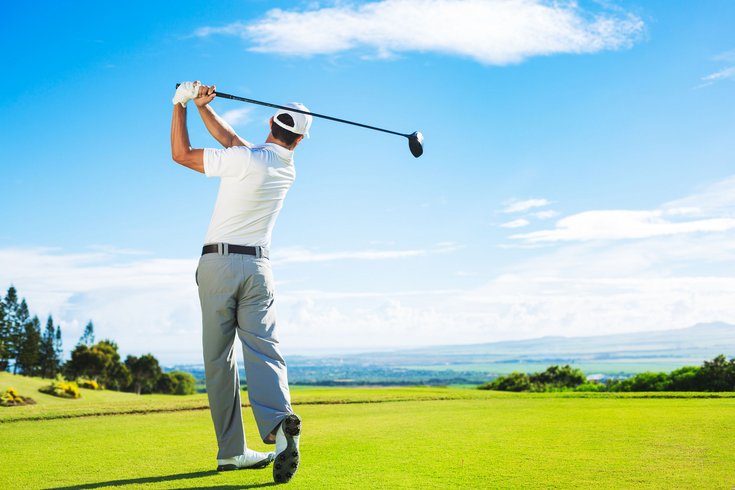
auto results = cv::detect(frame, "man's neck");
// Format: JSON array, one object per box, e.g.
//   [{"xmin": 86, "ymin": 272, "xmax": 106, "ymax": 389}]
[{"xmin": 266, "ymin": 134, "xmax": 295, "ymax": 151}]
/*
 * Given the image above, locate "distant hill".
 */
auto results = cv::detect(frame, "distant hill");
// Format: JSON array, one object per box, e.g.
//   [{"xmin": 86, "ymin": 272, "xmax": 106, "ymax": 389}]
[
  {"xmin": 363, "ymin": 322, "xmax": 735, "ymax": 363},
  {"xmin": 175, "ymin": 323, "xmax": 735, "ymax": 383}
]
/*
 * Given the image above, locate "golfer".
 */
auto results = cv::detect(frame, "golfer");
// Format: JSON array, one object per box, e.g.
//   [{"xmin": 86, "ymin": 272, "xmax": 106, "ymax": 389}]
[{"xmin": 170, "ymin": 81, "xmax": 307, "ymax": 484}]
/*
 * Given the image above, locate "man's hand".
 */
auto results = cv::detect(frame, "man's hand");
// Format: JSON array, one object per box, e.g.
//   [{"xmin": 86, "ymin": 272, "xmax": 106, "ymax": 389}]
[
  {"xmin": 172, "ymin": 81, "xmax": 201, "ymax": 107},
  {"xmin": 194, "ymin": 84, "xmax": 217, "ymax": 107}
]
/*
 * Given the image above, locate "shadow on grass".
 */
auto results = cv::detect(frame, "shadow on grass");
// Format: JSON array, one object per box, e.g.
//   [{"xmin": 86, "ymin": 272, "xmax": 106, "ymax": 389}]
[{"xmin": 47, "ymin": 470, "xmax": 278, "ymax": 489}]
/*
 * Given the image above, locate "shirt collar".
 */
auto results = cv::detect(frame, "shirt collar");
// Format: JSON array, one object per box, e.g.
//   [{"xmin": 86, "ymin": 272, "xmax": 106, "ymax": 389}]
[{"xmin": 264, "ymin": 142, "xmax": 294, "ymax": 162}]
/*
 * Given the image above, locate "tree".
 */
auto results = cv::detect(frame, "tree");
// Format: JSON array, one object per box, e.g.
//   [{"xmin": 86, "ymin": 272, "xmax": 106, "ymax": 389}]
[
  {"xmin": 611, "ymin": 371, "xmax": 671, "ymax": 392},
  {"xmin": 531, "ymin": 365, "xmax": 587, "ymax": 389},
  {"xmin": 125, "ymin": 354, "xmax": 162, "ymax": 395},
  {"xmin": 697, "ymin": 355, "xmax": 735, "ymax": 391},
  {"xmin": 106, "ymin": 360, "xmax": 132, "ymax": 391},
  {"xmin": 668, "ymin": 366, "xmax": 700, "ymax": 391},
  {"xmin": 11, "ymin": 299, "xmax": 31, "ymax": 374},
  {"xmin": 38, "ymin": 316, "xmax": 62, "ymax": 378},
  {"xmin": 0, "ymin": 292, "xmax": 7, "ymax": 371},
  {"xmin": 65, "ymin": 344, "xmax": 109, "ymax": 382},
  {"xmin": 16, "ymin": 315, "xmax": 41, "ymax": 376},
  {"xmin": 54, "ymin": 326, "xmax": 63, "ymax": 365},
  {"xmin": 483, "ymin": 372, "xmax": 533, "ymax": 392},
  {"xmin": 1, "ymin": 287, "xmax": 21, "ymax": 372},
  {"xmin": 170, "ymin": 371, "xmax": 196, "ymax": 395},
  {"xmin": 155, "ymin": 371, "xmax": 197, "ymax": 395},
  {"xmin": 155, "ymin": 372, "xmax": 176, "ymax": 394},
  {"xmin": 93, "ymin": 339, "xmax": 126, "ymax": 389},
  {"xmin": 78, "ymin": 321, "xmax": 95, "ymax": 347}
]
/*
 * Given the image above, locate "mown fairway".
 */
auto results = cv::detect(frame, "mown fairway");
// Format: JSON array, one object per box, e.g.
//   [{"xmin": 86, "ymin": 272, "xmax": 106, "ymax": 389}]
[{"xmin": 2, "ymin": 373, "xmax": 735, "ymax": 489}]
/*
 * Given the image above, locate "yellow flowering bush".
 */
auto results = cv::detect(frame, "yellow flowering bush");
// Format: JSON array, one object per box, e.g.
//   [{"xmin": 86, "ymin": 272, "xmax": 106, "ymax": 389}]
[
  {"xmin": 39, "ymin": 376, "xmax": 82, "ymax": 399},
  {"xmin": 1, "ymin": 387, "xmax": 37, "ymax": 406},
  {"xmin": 77, "ymin": 378, "xmax": 102, "ymax": 390}
]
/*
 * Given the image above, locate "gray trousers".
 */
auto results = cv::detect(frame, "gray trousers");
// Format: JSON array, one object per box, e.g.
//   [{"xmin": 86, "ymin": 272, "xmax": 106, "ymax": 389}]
[{"xmin": 196, "ymin": 251, "xmax": 292, "ymax": 459}]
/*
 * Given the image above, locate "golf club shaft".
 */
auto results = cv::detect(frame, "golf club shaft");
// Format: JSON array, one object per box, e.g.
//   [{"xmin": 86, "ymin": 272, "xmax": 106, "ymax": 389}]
[{"xmin": 214, "ymin": 91, "xmax": 410, "ymax": 138}]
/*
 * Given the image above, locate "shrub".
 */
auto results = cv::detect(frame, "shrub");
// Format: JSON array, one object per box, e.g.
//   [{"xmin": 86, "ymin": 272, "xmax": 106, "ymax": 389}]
[
  {"xmin": 154, "ymin": 371, "xmax": 197, "ymax": 395},
  {"xmin": 531, "ymin": 365, "xmax": 587, "ymax": 389},
  {"xmin": 39, "ymin": 376, "xmax": 82, "ymax": 399},
  {"xmin": 1, "ymin": 387, "xmax": 37, "ymax": 406},
  {"xmin": 77, "ymin": 378, "xmax": 102, "ymax": 390},
  {"xmin": 481, "ymin": 372, "xmax": 533, "ymax": 392},
  {"xmin": 574, "ymin": 382, "xmax": 606, "ymax": 392},
  {"xmin": 612, "ymin": 371, "xmax": 671, "ymax": 392},
  {"xmin": 668, "ymin": 366, "xmax": 700, "ymax": 391},
  {"xmin": 170, "ymin": 371, "xmax": 196, "ymax": 395}
]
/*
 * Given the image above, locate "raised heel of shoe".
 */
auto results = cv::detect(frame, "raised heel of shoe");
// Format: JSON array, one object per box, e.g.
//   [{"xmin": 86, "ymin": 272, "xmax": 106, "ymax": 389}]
[{"xmin": 283, "ymin": 414, "xmax": 301, "ymax": 436}]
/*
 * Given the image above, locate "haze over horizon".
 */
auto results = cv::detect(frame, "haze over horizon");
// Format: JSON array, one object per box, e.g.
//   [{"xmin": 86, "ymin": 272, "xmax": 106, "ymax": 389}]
[{"xmin": 2, "ymin": 1, "xmax": 734, "ymax": 365}]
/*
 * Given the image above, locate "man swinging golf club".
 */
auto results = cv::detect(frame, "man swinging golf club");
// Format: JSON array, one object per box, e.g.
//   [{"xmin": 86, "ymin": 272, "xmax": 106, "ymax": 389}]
[{"xmin": 170, "ymin": 81, "xmax": 306, "ymax": 484}]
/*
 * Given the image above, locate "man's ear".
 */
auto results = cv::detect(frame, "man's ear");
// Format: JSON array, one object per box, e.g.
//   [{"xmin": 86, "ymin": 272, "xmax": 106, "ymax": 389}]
[{"xmin": 292, "ymin": 134, "xmax": 305, "ymax": 149}]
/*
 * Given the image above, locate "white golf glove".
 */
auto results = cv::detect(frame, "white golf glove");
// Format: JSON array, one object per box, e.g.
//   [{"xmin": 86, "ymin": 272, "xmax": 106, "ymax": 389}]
[{"xmin": 172, "ymin": 81, "xmax": 201, "ymax": 107}]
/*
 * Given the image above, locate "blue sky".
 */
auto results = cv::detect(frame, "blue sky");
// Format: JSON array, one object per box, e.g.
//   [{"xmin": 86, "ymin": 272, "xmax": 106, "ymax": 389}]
[{"xmin": 1, "ymin": 1, "xmax": 734, "ymax": 364}]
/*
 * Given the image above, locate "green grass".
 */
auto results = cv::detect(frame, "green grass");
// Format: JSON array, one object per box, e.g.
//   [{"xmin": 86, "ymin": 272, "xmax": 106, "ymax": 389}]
[{"xmin": 3, "ymin": 372, "xmax": 735, "ymax": 488}]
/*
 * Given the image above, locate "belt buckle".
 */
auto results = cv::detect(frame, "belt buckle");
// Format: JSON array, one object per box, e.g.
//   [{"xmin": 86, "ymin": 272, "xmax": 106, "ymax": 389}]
[{"xmin": 217, "ymin": 243, "xmax": 229, "ymax": 256}]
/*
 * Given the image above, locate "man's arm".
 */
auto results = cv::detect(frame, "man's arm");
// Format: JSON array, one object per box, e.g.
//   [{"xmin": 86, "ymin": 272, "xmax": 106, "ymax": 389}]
[
  {"xmin": 170, "ymin": 103, "xmax": 204, "ymax": 173},
  {"xmin": 194, "ymin": 85, "xmax": 252, "ymax": 149}
]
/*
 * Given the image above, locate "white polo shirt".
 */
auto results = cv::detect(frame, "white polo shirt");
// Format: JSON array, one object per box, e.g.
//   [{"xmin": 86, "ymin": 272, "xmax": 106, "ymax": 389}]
[{"xmin": 202, "ymin": 143, "xmax": 296, "ymax": 248}]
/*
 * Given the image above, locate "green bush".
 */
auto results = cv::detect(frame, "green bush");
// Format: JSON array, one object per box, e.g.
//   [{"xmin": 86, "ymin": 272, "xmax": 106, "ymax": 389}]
[
  {"xmin": 154, "ymin": 371, "xmax": 197, "ymax": 395},
  {"xmin": 480, "ymin": 372, "xmax": 533, "ymax": 392},
  {"xmin": 39, "ymin": 375, "xmax": 81, "ymax": 399},
  {"xmin": 531, "ymin": 365, "xmax": 586, "ymax": 389},
  {"xmin": 574, "ymin": 382, "xmax": 606, "ymax": 392}
]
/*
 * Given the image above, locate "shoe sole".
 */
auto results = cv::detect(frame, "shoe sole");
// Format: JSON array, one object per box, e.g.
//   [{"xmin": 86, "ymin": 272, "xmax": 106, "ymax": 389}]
[
  {"xmin": 273, "ymin": 414, "xmax": 301, "ymax": 484},
  {"xmin": 217, "ymin": 453, "xmax": 275, "ymax": 472}
]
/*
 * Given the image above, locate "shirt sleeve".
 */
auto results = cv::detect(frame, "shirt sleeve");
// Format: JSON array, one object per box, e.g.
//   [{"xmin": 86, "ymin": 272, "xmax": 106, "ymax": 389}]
[{"xmin": 203, "ymin": 146, "xmax": 252, "ymax": 178}]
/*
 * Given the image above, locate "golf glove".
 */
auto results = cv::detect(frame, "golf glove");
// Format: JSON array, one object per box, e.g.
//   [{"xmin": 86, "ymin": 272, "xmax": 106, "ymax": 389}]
[{"xmin": 172, "ymin": 81, "xmax": 201, "ymax": 107}]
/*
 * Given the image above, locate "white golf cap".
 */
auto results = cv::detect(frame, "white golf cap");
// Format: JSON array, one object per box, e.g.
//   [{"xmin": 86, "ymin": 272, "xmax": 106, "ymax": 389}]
[{"xmin": 273, "ymin": 102, "xmax": 312, "ymax": 138}]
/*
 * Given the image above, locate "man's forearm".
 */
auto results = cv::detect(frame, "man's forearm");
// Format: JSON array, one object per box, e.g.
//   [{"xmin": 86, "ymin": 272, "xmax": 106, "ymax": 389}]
[
  {"xmin": 171, "ymin": 104, "xmax": 204, "ymax": 173},
  {"xmin": 198, "ymin": 105, "xmax": 248, "ymax": 148}
]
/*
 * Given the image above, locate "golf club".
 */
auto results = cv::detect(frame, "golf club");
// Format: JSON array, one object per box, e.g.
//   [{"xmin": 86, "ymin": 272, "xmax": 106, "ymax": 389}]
[{"xmin": 176, "ymin": 83, "xmax": 424, "ymax": 158}]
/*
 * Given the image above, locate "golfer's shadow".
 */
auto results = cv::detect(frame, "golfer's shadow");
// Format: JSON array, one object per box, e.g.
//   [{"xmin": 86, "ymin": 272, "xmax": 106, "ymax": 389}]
[{"xmin": 46, "ymin": 470, "xmax": 278, "ymax": 489}]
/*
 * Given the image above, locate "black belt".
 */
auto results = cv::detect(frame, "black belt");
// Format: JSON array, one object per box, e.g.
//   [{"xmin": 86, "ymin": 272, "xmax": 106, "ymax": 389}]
[{"xmin": 201, "ymin": 243, "xmax": 267, "ymax": 258}]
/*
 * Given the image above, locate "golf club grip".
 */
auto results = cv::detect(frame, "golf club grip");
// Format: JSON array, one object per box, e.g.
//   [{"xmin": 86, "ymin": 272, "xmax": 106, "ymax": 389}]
[{"xmin": 175, "ymin": 84, "xmax": 412, "ymax": 139}]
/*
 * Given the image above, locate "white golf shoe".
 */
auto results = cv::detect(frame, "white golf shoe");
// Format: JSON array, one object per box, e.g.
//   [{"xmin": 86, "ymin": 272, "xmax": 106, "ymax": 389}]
[
  {"xmin": 273, "ymin": 413, "xmax": 301, "ymax": 484},
  {"xmin": 217, "ymin": 448, "xmax": 275, "ymax": 471}
]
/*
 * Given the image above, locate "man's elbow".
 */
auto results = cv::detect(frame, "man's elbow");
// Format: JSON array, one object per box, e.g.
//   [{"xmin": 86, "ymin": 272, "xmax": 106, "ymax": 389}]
[
  {"xmin": 171, "ymin": 148, "xmax": 205, "ymax": 173},
  {"xmin": 172, "ymin": 146, "xmax": 193, "ymax": 165},
  {"xmin": 171, "ymin": 149, "xmax": 186, "ymax": 164}
]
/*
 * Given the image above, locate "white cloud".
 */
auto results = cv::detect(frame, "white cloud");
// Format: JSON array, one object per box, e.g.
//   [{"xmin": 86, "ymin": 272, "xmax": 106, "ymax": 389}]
[
  {"xmin": 0, "ymin": 243, "xmax": 461, "ymax": 362},
  {"xmin": 698, "ymin": 48, "xmax": 735, "ymax": 88},
  {"xmin": 500, "ymin": 218, "xmax": 530, "ymax": 229},
  {"xmin": 513, "ymin": 210, "xmax": 735, "ymax": 243},
  {"xmin": 700, "ymin": 67, "xmax": 735, "ymax": 87},
  {"xmin": 531, "ymin": 210, "xmax": 559, "ymax": 219},
  {"xmin": 501, "ymin": 198, "xmax": 551, "ymax": 213},
  {"xmin": 220, "ymin": 107, "xmax": 254, "ymax": 127},
  {"xmin": 6, "ymin": 178, "xmax": 735, "ymax": 360},
  {"xmin": 194, "ymin": 0, "xmax": 644, "ymax": 65},
  {"xmin": 0, "ymin": 248, "xmax": 200, "ymax": 365},
  {"xmin": 272, "ymin": 242, "xmax": 461, "ymax": 264},
  {"xmin": 511, "ymin": 177, "xmax": 735, "ymax": 243}
]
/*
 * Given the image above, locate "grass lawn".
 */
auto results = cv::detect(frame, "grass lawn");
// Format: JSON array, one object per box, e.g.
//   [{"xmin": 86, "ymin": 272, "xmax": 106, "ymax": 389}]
[{"xmin": 2, "ymin": 373, "xmax": 735, "ymax": 488}]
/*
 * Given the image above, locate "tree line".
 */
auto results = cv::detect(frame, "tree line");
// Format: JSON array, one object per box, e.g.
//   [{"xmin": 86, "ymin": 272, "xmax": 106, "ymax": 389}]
[
  {"xmin": 0, "ymin": 285, "xmax": 194, "ymax": 395},
  {"xmin": 479, "ymin": 356, "xmax": 735, "ymax": 392}
]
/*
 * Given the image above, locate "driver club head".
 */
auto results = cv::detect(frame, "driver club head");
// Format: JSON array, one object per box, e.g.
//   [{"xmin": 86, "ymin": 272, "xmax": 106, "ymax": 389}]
[{"xmin": 408, "ymin": 131, "xmax": 424, "ymax": 158}]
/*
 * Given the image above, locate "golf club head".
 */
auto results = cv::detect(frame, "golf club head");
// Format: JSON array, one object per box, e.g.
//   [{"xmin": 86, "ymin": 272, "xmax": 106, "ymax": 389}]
[{"xmin": 408, "ymin": 131, "xmax": 424, "ymax": 158}]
